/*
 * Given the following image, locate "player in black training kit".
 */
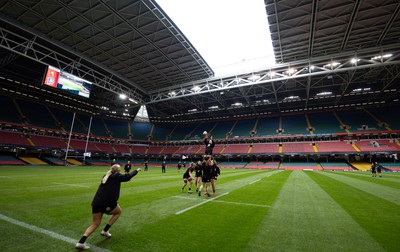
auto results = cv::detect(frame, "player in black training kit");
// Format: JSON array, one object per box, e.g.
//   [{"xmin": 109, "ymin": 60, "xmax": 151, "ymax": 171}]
[
  {"xmin": 203, "ymin": 131, "xmax": 215, "ymax": 158},
  {"xmin": 181, "ymin": 162, "xmax": 195, "ymax": 193},
  {"xmin": 124, "ymin": 160, "xmax": 131, "ymax": 174},
  {"xmin": 194, "ymin": 161, "xmax": 203, "ymax": 192},
  {"xmin": 161, "ymin": 161, "xmax": 166, "ymax": 173},
  {"xmin": 177, "ymin": 161, "xmax": 182, "ymax": 173},
  {"xmin": 371, "ymin": 162, "xmax": 377, "ymax": 177},
  {"xmin": 210, "ymin": 159, "xmax": 221, "ymax": 196},
  {"xmin": 198, "ymin": 158, "xmax": 213, "ymax": 196},
  {"xmin": 76, "ymin": 164, "xmax": 141, "ymax": 250}
]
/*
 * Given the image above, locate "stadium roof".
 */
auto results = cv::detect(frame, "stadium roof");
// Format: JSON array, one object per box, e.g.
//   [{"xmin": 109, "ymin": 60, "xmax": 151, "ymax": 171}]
[{"xmin": 1, "ymin": 0, "xmax": 400, "ymax": 122}]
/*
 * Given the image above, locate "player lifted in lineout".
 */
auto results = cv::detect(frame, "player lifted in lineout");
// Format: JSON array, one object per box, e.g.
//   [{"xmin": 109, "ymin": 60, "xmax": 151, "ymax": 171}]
[{"xmin": 203, "ymin": 131, "xmax": 215, "ymax": 159}]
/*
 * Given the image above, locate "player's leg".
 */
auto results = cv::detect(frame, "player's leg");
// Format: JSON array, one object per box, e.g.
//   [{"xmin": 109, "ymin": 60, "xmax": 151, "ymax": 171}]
[
  {"xmin": 76, "ymin": 212, "xmax": 103, "ymax": 249},
  {"xmin": 181, "ymin": 178, "xmax": 188, "ymax": 191},
  {"xmin": 100, "ymin": 205, "xmax": 122, "ymax": 237}
]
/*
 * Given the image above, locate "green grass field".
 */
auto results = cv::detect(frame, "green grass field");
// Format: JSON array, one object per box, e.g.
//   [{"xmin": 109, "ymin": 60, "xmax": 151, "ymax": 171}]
[{"xmin": 0, "ymin": 166, "xmax": 399, "ymax": 252}]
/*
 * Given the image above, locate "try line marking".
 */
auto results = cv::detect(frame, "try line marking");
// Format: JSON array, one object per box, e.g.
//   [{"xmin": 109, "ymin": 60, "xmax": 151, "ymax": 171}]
[
  {"xmin": 0, "ymin": 214, "xmax": 110, "ymax": 252},
  {"xmin": 175, "ymin": 192, "xmax": 229, "ymax": 215}
]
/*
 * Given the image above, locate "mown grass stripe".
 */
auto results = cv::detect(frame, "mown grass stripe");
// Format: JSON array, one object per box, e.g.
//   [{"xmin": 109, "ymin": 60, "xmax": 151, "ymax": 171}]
[
  {"xmin": 247, "ymin": 171, "xmax": 385, "ymax": 252},
  {"xmin": 326, "ymin": 171, "xmax": 400, "ymax": 189},
  {"xmin": 320, "ymin": 172, "xmax": 400, "ymax": 205},
  {"xmin": 307, "ymin": 171, "xmax": 400, "ymax": 252}
]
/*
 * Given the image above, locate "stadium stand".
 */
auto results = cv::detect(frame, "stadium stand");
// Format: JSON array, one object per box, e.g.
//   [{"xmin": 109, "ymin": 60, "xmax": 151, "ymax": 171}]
[
  {"xmin": 319, "ymin": 162, "xmax": 353, "ymax": 171},
  {"xmin": 0, "ymin": 154, "xmax": 26, "ymax": 165},
  {"xmin": 349, "ymin": 161, "xmax": 371, "ymax": 171},
  {"xmin": 356, "ymin": 140, "xmax": 400, "ymax": 152},
  {"xmin": 221, "ymin": 144, "xmax": 250, "ymax": 154},
  {"xmin": 218, "ymin": 161, "xmax": 247, "ymax": 168},
  {"xmin": 84, "ymin": 158, "xmax": 110, "ymax": 166},
  {"xmin": 231, "ymin": 118, "xmax": 257, "ymax": 138},
  {"xmin": 280, "ymin": 162, "xmax": 319, "ymax": 170},
  {"xmin": 131, "ymin": 122, "xmax": 151, "ymax": 140},
  {"xmin": 0, "ymin": 95, "xmax": 23, "ymax": 124},
  {"xmin": 42, "ymin": 156, "xmax": 66, "ymax": 165},
  {"xmin": 366, "ymin": 107, "xmax": 400, "ymax": 130},
  {"xmin": 281, "ymin": 142, "xmax": 315, "ymax": 153},
  {"xmin": 29, "ymin": 135, "xmax": 67, "ymax": 149},
  {"xmin": 67, "ymin": 158, "xmax": 82, "ymax": 165},
  {"xmin": 245, "ymin": 161, "xmax": 280, "ymax": 169},
  {"xmin": 17, "ymin": 99, "xmax": 59, "ymax": 130},
  {"xmin": 379, "ymin": 163, "xmax": 400, "ymax": 172},
  {"xmin": 256, "ymin": 116, "xmax": 279, "ymax": 136},
  {"xmin": 18, "ymin": 156, "xmax": 48, "ymax": 165},
  {"xmin": 0, "ymin": 131, "xmax": 32, "ymax": 147},
  {"xmin": 335, "ymin": 110, "xmax": 376, "ymax": 132},
  {"xmin": 178, "ymin": 145, "xmax": 202, "ymax": 154},
  {"xmin": 95, "ymin": 142, "xmax": 115, "ymax": 153},
  {"xmin": 152, "ymin": 124, "xmax": 175, "ymax": 141},
  {"xmin": 87, "ymin": 117, "xmax": 108, "ymax": 137},
  {"xmin": 113, "ymin": 144, "xmax": 131, "ymax": 153},
  {"xmin": 281, "ymin": 114, "xmax": 309, "ymax": 134},
  {"xmin": 104, "ymin": 119, "xmax": 129, "ymax": 139},
  {"xmin": 316, "ymin": 141, "xmax": 356, "ymax": 153},
  {"xmin": 250, "ymin": 143, "xmax": 279, "ymax": 154},
  {"xmin": 50, "ymin": 107, "xmax": 85, "ymax": 134},
  {"xmin": 307, "ymin": 112, "xmax": 342, "ymax": 134},
  {"xmin": 130, "ymin": 145, "xmax": 147, "ymax": 155},
  {"xmin": 212, "ymin": 121, "xmax": 235, "ymax": 139}
]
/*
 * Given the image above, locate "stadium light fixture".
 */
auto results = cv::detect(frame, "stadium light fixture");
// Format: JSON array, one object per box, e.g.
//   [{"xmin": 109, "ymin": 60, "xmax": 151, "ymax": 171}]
[
  {"xmin": 371, "ymin": 53, "xmax": 392, "ymax": 60},
  {"xmin": 350, "ymin": 58, "xmax": 360, "ymax": 64},
  {"xmin": 119, "ymin": 94, "xmax": 127, "ymax": 99},
  {"xmin": 231, "ymin": 102, "xmax": 243, "ymax": 107},
  {"xmin": 248, "ymin": 74, "xmax": 260, "ymax": 81},
  {"xmin": 191, "ymin": 86, "xmax": 201, "ymax": 92},
  {"xmin": 323, "ymin": 62, "xmax": 340, "ymax": 68},
  {"xmin": 316, "ymin": 91, "xmax": 332, "ymax": 96}
]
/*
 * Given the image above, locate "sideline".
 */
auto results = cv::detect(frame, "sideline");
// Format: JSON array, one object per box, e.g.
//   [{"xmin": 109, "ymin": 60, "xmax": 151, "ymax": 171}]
[{"xmin": 0, "ymin": 213, "xmax": 111, "ymax": 252}]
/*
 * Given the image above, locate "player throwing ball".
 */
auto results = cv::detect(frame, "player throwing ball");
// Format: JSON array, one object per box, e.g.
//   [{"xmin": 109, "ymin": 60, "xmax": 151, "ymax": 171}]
[{"xmin": 76, "ymin": 164, "xmax": 141, "ymax": 250}]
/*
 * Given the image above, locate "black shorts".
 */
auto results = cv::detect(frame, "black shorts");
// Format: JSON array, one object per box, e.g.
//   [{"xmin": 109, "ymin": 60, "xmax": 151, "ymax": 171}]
[
  {"xmin": 202, "ymin": 176, "xmax": 211, "ymax": 183},
  {"xmin": 92, "ymin": 203, "xmax": 117, "ymax": 214},
  {"xmin": 211, "ymin": 177, "xmax": 218, "ymax": 180},
  {"xmin": 183, "ymin": 174, "xmax": 191, "ymax": 179}
]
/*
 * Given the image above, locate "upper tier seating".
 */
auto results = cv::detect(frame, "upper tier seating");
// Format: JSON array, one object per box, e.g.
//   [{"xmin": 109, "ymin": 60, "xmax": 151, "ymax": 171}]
[
  {"xmin": 0, "ymin": 95, "xmax": 22, "ymax": 124},
  {"xmin": 281, "ymin": 114, "xmax": 309, "ymax": 134}
]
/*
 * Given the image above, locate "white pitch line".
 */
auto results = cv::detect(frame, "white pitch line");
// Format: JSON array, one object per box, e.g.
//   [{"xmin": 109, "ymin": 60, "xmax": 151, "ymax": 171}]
[
  {"xmin": 173, "ymin": 195, "xmax": 200, "ymax": 200},
  {"xmin": 175, "ymin": 192, "xmax": 229, "ymax": 215},
  {"xmin": 249, "ymin": 179, "xmax": 261, "ymax": 185},
  {"xmin": 0, "ymin": 176, "xmax": 12, "ymax": 179},
  {"xmin": 52, "ymin": 182, "xmax": 89, "ymax": 188},
  {"xmin": 213, "ymin": 200, "xmax": 270, "ymax": 208},
  {"xmin": 0, "ymin": 213, "xmax": 111, "ymax": 252}
]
